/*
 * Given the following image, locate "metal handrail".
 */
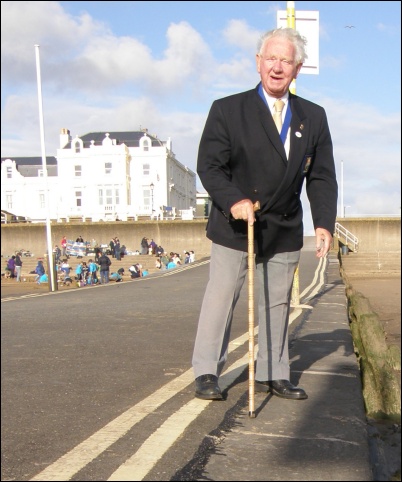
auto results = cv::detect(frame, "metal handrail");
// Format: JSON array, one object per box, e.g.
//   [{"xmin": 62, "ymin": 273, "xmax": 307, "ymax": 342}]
[{"xmin": 334, "ymin": 222, "xmax": 359, "ymax": 252}]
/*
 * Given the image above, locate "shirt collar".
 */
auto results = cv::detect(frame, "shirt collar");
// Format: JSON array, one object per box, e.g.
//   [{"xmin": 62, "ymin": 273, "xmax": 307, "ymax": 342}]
[{"xmin": 263, "ymin": 90, "xmax": 289, "ymax": 111}]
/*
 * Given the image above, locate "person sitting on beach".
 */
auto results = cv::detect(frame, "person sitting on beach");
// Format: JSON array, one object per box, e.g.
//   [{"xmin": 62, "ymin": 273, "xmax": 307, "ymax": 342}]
[
  {"xmin": 34, "ymin": 260, "xmax": 45, "ymax": 284},
  {"xmin": 129, "ymin": 263, "xmax": 142, "ymax": 279}
]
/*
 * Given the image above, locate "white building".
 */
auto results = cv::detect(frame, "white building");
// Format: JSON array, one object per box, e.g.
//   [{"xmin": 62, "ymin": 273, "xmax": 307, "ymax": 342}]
[{"xmin": 1, "ymin": 128, "xmax": 197, "ymax": 222}]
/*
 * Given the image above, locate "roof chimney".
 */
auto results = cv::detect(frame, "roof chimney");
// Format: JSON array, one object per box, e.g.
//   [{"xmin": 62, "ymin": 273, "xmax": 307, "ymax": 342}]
[{"xmin": 60, "ymin": 128, "xmax": 71, "ymax": 149}]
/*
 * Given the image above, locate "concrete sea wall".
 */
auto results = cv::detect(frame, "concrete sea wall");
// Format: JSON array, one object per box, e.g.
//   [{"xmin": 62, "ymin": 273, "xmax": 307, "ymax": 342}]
[
  {"xmin": 335, "ymin": 217, "xmax": 401, "ymax": 253},
  {"xmin": 1, "ymin": 217, "xmax": 400, "ymax": 258},
  {"xmin": 1, "ymin": 219, "xmax": 212, "ymax": 259}
]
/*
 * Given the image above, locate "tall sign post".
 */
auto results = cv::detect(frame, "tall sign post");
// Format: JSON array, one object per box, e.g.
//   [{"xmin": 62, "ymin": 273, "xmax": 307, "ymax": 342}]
[
  {"xmin": 277, "ymin": 2, "xmax": 320, "ymax": 306},
  {"xmin": 286, "ymin": 1, "xmax": 296, "ymax": 94},
  {"xmin": 277, "ymin": 4, "xmax": 320, "ymax": 75}
]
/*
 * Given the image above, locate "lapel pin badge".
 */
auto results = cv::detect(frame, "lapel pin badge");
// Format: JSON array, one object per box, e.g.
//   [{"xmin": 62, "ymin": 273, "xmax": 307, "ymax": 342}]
[
  {"xmin": 300, "ymin": 124, "xmax": 304, "ymax": 130},
  {"xmin": 295, "ymin": 131, "xmax": 302, "ymax": 138}
]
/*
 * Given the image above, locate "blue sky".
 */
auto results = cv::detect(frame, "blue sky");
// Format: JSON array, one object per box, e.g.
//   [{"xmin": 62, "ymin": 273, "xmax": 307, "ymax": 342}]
[{"xmin": 1, "ymin": 1, "xmax": 401, "ymax": 232}]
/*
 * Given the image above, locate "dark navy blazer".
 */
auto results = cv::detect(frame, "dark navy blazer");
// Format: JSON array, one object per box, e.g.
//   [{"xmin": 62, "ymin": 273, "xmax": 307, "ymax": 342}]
[{"xmin": 197, "ymin": 83, "xmax": 338, "ymax": 257}]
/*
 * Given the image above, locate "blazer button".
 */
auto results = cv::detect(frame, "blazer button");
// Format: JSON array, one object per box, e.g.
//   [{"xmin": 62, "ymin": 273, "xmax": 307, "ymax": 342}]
[{"xmin": 253, "ymin": 189, "xmax": 258, "ymax": 193}]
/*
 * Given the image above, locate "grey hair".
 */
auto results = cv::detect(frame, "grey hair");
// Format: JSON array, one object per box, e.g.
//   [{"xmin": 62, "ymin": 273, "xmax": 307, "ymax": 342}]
[{"xmin": 257, "ymin": 28, "xmax": 308, "ymax": 64}]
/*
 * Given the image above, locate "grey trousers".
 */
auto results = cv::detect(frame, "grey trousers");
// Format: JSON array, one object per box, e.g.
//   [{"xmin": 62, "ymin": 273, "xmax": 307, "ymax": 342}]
[{"xmin": 192, "ymin": 242, "xmax": 300, "ymax": 381}]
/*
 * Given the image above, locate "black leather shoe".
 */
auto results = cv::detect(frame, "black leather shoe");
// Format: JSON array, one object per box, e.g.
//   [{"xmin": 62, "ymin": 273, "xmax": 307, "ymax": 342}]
[
  {"xmin": 195, "ymin": 374, "xmax": 223, "ymax": 400},
  {"xmin": 255, "ymin": 379, "xmax": 308, "ymax": 400}
]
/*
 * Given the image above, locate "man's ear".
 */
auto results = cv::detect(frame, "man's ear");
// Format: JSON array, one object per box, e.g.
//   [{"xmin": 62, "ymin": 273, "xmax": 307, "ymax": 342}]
[
  {"xmin": 294, "ymin": 62, "xmax": 303, "ymax": 79},
  {"xmin": 256, "ymin": 54, "xmax": 261, "ymax": 74}
]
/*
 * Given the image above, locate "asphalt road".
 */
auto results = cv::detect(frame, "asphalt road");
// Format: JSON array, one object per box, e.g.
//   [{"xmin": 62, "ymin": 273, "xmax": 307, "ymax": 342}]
[{"xmin": 2, "ymin": 249, "xmax": 326, "ymax": 481}]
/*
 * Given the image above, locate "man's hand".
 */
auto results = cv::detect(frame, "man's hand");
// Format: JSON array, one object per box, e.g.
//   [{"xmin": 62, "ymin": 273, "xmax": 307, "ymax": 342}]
[
  {"xmin": 230, "ymin": 199, "xmax": 257, "ymax": 226},
  {"xmin": 315, "ymin": 228, "xmax": 332, "ymax": 258}
]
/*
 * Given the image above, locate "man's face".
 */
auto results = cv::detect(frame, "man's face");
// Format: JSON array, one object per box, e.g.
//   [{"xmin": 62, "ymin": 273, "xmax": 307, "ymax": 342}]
[{"xmin": 256, "ymin": 36, "xmax": 302, "ymax": 98}]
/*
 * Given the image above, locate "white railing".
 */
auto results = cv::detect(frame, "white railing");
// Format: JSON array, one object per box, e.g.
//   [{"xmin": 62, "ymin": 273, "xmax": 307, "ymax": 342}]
[{"xmin": 334, "ymin": 222, "xmax": 359, "ymax": 252}]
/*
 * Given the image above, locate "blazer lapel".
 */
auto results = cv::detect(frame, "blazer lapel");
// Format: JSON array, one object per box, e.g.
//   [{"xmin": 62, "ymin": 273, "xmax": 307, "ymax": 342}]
[
  {"xmin": 287, "ymin": 96, "xmax": 308, "ymax": 174},
  {"xmin": 254, "ymin": 93, "xmax": 287, "ymax": 163},
  {"xmin": 263, "ymin": 96, "xmax": 308, "ymax": 211}
]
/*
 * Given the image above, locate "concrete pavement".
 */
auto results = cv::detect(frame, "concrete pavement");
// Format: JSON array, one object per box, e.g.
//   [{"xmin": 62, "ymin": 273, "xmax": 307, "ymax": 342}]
[
  {"xmin": 2, "ymin": 252, "xmax": 400, "ymax": 480},
  {"xmin": 184, "ymin": 251, "xmax": 400, "ymax": 481},
  {"xmin": 195, "ymin": 253, "xmax": 375, "ymax": 481}
]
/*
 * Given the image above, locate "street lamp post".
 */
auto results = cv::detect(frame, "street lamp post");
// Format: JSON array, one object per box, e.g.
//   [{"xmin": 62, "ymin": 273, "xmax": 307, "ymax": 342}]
[
  {"xmin": 150, "ymin": 182, "xmax": 154, "ymax": 219},
  {"xmin": 340, "ymin": 160, "xmax": 344, "ymax": 218}
]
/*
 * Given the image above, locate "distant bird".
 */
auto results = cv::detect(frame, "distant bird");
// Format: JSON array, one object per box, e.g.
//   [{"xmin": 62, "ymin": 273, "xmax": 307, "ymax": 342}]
[{"xmin": 344, "ymin": 25, "xmax": 356, "ymax": 28}]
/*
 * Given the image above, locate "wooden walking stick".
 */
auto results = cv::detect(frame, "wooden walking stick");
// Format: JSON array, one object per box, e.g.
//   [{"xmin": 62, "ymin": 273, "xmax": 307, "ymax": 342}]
[{"xmin": 248, "ymin": 201, "xmax": 260, "ymax": 418}]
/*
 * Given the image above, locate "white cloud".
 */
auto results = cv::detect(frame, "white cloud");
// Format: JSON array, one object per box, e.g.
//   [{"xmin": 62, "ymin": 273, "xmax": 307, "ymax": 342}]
[
  {"xmin": 320, "ymin": 54, "xmax": 345, "ymax": 70},
  {"xmin": 1, "ymin": 1, "xmax": 400, "ymax": 220},
  {"xmin": 1, "ymin": 1, "xmax": 107, "ymax": 81},
  {"xmin": 376, "ymin": 22, "xmax": 399, "ymax": 36},
  {"xmin": 222, "ymin": 19, "xmax": 262, "ymax": 53},
  {"xmin": 316, "ymin": 97, "xmax": 401, "ymax": 216}
]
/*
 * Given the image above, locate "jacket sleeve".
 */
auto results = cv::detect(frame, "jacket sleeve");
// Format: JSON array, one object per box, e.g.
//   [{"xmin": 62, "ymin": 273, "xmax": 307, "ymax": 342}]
[
  {"xmin": 305, "ymin": 109, "xmax": 338, "ymax": 234},
  {"xmin": 197, "ymin": 100, "xmax": 249, "ymax": 219}
]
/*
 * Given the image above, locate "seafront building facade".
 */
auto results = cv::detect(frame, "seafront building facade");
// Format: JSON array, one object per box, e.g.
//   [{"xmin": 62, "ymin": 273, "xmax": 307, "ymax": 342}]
[{"xmin": 1, "ymin": 128, "xmax": 198, "ymax": 222}]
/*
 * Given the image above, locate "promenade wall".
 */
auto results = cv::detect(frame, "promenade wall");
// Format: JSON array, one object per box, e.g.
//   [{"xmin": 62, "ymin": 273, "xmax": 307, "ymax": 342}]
[
  {"xmin": 1, "ymin": 217, "xmax": 400, "ymax": 258},
  {"xmin": 335, "ymin": 217, "xmax": 401, "ymax": 252},
  {"xmin": 1, "ymin": 219, "xmax": 212, "ymax": 259}
]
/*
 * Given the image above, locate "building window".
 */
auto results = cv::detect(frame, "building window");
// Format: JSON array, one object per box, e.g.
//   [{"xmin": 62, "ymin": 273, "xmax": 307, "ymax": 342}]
[
  {"xmin": 98, "ymin": 188, "xmax": 119, "ymax": 207},
  {"xmin": 106, "ymin": 189, "xmax": 113, "ymax": 205},
  {"xmin": 143, "ymin": 163, "xmax": 150, "ymax": 176},
  {"xmin": 39, "ymin": 193, "xmax": 45, "ymax": 209},
  {"xmin": 143, "ymin": 139, "xmax": 149, "ymax": 151},
  {"xmin": 6, "ymin": 194, "xmax": 13, "ymax": 210},
  {"xmin": 75, "ymin": 191, "xmax": 82, "ymax": 208},
  {"xmin": 6, "ymin": 167, "xmax": 12, "ymax": 179},
  {"xmin": 74, "ymin": 165, "xmax": 82, "ymax": 177},
  {"xmin": 75, "ymin": 142, "xmax": 80, "ymax": 153},
  {"xmin": 144, "ymin": 188, "xmax": 151, "ymax": 209},
  {"xmin": 105, "ymin": 162, "xmax": 112, "ymax": 175}
]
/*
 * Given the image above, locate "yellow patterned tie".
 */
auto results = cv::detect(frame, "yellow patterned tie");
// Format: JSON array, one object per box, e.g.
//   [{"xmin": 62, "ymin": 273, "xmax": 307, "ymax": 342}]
[{"xmin": 273, "ymin": 99, "xmax": 285, "ymax": 133}]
